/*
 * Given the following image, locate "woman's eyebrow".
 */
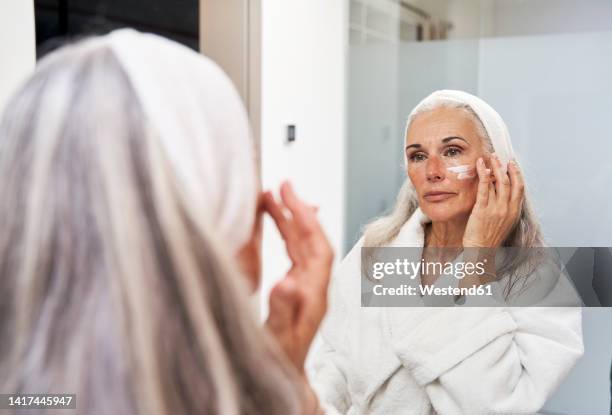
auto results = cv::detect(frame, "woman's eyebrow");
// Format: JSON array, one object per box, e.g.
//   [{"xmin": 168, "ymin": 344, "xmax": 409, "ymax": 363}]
[
  {"xmin": 442, "ymin": 136, "xmax": 469, "ymax": 144},
  {"xmin": 406, "ymin": 136, "xmax": 468, "ymax": 150}
]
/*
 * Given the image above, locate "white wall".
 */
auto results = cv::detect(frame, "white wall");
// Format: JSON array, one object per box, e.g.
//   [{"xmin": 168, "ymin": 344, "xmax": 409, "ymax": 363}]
[
  {"xmin": 0, "ymin": 0, "xmax": 36, "ymax": 116},
  {"xmin": 260, "ymin": 0, "xmax": 347, "ymax": 317}
]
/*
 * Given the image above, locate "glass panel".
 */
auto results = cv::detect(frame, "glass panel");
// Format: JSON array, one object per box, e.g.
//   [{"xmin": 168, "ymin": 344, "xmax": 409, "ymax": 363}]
[{"xmin": 346, "ymin": 0, "xmax": 612, "ymax": 251}]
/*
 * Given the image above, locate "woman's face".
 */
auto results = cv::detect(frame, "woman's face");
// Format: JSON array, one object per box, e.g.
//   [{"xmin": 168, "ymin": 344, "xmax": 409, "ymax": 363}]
[{"xmin": 405, "ymin": 106, "xmax": 490, "ymax": 223}]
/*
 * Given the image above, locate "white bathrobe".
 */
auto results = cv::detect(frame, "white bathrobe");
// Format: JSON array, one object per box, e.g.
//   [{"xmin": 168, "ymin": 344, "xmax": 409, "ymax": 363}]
[{"xmin": 308, "ymin": 207, "xmax": 584, "ymax": 415}]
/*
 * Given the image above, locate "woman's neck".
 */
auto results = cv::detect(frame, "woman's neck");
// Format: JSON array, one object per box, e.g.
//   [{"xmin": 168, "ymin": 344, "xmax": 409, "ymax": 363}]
[{"xmin": 425, "ymin": 217, "xmax": 468, "ymax": 248}]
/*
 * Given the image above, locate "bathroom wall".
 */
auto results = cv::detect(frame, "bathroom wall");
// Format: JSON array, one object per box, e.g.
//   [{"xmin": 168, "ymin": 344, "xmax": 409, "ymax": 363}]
[{"xmin": 0, "ymin": 0, "xmax": 36, "ymax": 116}]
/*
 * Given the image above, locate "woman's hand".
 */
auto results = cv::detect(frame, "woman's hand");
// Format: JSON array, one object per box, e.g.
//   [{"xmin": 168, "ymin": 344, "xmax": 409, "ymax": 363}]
[
  {"xmin": 460, "ymin": 154, "xmax": 524, "ymax": 288},
  {"xmin": 263, "ymin": 181, "xmax": 334, "ymax": 375},
  {"xmin": 463, "ymin": 153, "xmax": 524, "ymax": 249}
]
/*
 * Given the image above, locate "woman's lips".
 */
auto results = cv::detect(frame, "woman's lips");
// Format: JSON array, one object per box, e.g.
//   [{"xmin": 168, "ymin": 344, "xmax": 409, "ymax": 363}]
[{"xmin": 423, "ymin": 191, "xmax": 457, "ymax": 202}]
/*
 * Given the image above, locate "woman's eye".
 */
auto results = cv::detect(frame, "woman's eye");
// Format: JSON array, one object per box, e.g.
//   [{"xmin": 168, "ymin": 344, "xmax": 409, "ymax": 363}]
[
  {"xmin": 409, "ymin": 153, "xmax": 426, "ymax": 162},
  {"xmin": 444, "ymin": 147, "xmax": 462, "ymax": 157}
]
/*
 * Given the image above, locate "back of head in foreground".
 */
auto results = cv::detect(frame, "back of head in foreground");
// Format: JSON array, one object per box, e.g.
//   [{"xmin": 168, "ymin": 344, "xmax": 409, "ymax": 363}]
[{"xmin": 0, "ymin": 29, "xmax": 301, "ymax": 415}]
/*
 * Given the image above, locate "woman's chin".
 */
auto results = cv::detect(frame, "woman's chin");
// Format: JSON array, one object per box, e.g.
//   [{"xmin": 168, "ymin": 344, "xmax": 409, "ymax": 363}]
[{"xmin": 420, "ymin": 202, "xmax": 472, "ymax": 223}]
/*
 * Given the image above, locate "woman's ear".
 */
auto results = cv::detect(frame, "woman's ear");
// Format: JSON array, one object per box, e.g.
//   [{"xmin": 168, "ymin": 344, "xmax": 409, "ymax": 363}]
[{"xmin": 236, "ymin": 192, "xmax": 264, "ymax": 292}]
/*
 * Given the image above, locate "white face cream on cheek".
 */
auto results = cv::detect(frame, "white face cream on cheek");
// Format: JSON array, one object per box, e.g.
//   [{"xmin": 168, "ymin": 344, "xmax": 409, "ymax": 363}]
[{"xmin": 447, "ymin": 164, "xmax": 476, "ymax": 180}]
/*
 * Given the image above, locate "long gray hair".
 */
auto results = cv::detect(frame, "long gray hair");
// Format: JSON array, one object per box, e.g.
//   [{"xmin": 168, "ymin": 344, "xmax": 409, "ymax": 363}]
[
  {"xmin": 0, "ymin": 39, "xmax": 301, "ymax": 414},
  {"xmin": 363, "ymin": 101, "xmax": 545, "ymax": 298}
]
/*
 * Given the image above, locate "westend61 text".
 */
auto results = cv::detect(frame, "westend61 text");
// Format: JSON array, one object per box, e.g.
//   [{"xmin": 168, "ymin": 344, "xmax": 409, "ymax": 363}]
[{"xmin": 373, "ymin": 284, "xmax": 493, "ymax": 297}]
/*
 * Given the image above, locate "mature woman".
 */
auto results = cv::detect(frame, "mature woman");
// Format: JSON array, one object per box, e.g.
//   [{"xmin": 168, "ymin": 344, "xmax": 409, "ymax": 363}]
[
  {"xmin": 309, "ymin": 90, "xmax": 584, "ymax": 414},
  {"xmin": 0, "ymin": 30, "xmax": 334, "ymax": 415}
]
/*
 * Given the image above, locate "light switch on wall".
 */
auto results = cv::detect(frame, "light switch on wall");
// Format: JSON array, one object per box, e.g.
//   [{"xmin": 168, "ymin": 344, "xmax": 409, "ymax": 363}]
[{"xmin": 287, "ymin": 124, "xmax": 296, "ymax": 143}]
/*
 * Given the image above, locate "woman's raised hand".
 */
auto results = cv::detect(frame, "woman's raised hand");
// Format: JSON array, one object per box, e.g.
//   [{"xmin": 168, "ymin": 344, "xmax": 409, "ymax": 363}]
[
  {"xmin": 263, "ymin": 181, "xmax": 334, "ymax": 374},
  {"xmin": 462, "ymin": 153, "xmax": 525, "ymax": 249}
]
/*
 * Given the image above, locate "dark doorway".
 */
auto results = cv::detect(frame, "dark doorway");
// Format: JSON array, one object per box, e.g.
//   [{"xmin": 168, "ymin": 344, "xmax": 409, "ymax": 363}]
[{"xmin": 34, "ymin": 0, "xmax": 199, "ymax": 58}]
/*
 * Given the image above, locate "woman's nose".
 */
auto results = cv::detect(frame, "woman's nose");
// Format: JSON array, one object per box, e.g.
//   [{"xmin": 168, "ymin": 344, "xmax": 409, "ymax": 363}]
[{"xmin": 425, "ymin": 157, "xmax": 445, "ymax": 182}]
